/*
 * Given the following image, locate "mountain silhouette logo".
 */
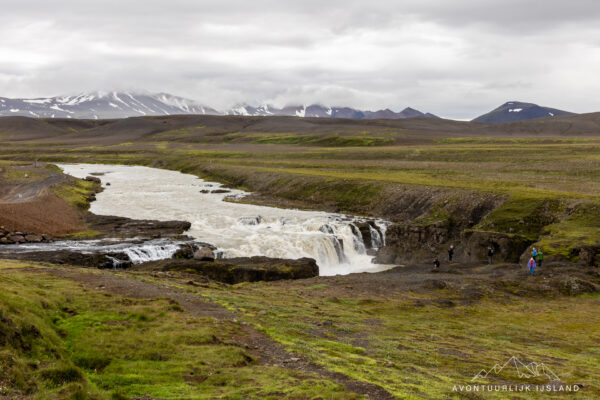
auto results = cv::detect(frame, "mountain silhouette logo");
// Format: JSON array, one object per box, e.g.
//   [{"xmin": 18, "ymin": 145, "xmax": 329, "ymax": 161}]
[{"xmin": 472, "ymin": 356, "xmax": 560, "ymax": 382}]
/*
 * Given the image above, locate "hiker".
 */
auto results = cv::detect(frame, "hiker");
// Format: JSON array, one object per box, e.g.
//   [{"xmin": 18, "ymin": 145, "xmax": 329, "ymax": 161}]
[
  {"xmin": 532, "ymin": 247, "xmax": 537, "ymax": 258},
  {"xmin": 536, "ymin": 248, "xmax": 544, "ymax": 268},
  {"xmin": 448, "ymin": 245, "xmax": 454, "ymax": 262},
  {"xmin": 528, "ymin": 257, "xmax": 536, "ymax": 276},
  {"xmin": 433, "ymin": 257, "xmax": 440, "ymax": 271},
  {"xmin": 487, "ymin": 246, "xmax": 494, "ymax": 265}
]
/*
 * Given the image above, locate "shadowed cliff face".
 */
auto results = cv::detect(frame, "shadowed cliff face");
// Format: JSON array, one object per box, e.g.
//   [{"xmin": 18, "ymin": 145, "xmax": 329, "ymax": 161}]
[{"xmin": 375, "ymin": 192, "xmax": 600, "ymax": 267}]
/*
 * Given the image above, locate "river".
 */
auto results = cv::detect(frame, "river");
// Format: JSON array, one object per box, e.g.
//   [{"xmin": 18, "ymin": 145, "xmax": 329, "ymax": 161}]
[{"xmin": 59, "ymin": 164, "xmax": 392, "ymax": 276}]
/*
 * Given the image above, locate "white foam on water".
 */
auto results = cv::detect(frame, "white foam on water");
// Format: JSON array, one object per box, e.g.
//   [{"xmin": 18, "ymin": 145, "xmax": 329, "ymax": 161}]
[{"xmin": 58, "ymin": 164, "xmax": 393, "ymax": 276}]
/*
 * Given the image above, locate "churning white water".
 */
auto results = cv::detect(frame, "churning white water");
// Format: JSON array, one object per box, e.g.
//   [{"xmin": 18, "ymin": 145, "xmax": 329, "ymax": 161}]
[
  {"xmin": 59, "ymin": 164, "xmax": 392, "ymax": 275},
  {"xmin": 2, "ymin": 238, "xmax": 185, "ymax": 264}
]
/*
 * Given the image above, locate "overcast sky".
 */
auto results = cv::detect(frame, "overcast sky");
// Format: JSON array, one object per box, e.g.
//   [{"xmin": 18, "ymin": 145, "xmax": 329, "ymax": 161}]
[{"xmin": 2, "ymin": 0, "xmax": 600, "ymax": 119}]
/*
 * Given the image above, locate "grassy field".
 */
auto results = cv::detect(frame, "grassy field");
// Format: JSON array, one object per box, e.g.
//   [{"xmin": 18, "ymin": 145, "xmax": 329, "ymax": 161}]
[
  {"xmin": 1, "ymin": 115, "xmax": 600, "ymax": 398},
  {"xmin": 2, "ymin": 129, "xmax": 599, "ymax": 262},
  {"xmin": 0, "ymin": 261, "xmax": 360, "ymax": 400},
  {"xmin": 1, "ymin": 260, "xmax": 598, "ymax": 399}
]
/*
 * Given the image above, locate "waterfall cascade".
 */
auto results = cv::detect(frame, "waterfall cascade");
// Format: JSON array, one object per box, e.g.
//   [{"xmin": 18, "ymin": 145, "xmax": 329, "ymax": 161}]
[{"xmin": 59, "ymin": 164, "xmax": 393, "ymax": 275}]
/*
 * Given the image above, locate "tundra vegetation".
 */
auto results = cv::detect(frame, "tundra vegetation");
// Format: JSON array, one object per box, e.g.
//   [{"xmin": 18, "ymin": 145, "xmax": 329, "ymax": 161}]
[{"xmin": 0, "ymin": 114, "xmax": 599, "ymax": 398}]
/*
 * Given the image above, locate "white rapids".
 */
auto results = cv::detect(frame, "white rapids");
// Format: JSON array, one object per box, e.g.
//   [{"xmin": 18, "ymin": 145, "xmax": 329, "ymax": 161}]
[
  {"xmin": 1, "ymin": 238, "xmax": 186, "ymax": 264},
  {"xmin": 59, "ymin": 164, "xmax": 393, "ymax": 276}
]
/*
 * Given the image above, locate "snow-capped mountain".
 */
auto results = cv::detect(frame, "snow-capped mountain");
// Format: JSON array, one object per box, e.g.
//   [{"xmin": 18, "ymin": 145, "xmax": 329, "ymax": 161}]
[
  {"xmin": 473, "ymin": 101, "xmax": 573, "ymax": 123},
  {"xmin": 0, "ymin": 92, "xmax": 437, "ymax": 120},
  {"xmin": 0, "ymin": 92, "xmax": 219, "ymax": 119},
  {"xmin": 227, "ymin": 104, "xmax": 437, "ymax": 119}
]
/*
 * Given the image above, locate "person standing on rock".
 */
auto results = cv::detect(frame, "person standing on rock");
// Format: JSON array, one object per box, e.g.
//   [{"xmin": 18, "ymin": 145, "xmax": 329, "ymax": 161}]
[
  {"xmin": 487, "ymin": 246, "xmax": 494, "ymax": 265},
  {"xmin": 448, "ymin": 245, "xmax": 454, "ymax": 262},
  {"xmin": 536, "ymin": 249, "xmax": 544, "ymax": 268},
  {"xmin": 528, "ymin": 257, "xmax": 536, "ymax": 276}
]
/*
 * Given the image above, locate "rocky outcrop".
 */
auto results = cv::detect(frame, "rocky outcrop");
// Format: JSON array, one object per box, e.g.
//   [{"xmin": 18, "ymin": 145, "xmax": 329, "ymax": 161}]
[
  {"xmin": 559, "ymin": 277, "xmax": 598, "ymax": 295},
  {"xmin": 0, "ymin": 227, "xmax": 52, "ymax": 245},
  {"xmin": 463, "ymin": 231, "xmax": 534, "ymax": 264},
  {"xmin": 85, "ymin": 214, "xmax": 191, "ymax": 239},
  {"xmin": 1, "ymin": 250, "xmax": 132, "ymax": 269},
  {"xmin": 136, "ymin": 256, "xmax": 319, "ymax": 284},
  {"xmin": 373, "ymin": 193, "xmax": 504, "ymax": 264},
  {"xmin": 374, "ymin": 221, "xmax": 452, "ymax": 264},
  {"xmin": 534, "ymin": 245, "xmax": 600, "ymax": 268}
]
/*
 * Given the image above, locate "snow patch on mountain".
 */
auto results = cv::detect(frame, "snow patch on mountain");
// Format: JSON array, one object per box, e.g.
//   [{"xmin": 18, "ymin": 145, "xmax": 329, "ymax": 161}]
[{"xmin": 0, "ymin": 92, "xmax": 438, "ymax": 120}]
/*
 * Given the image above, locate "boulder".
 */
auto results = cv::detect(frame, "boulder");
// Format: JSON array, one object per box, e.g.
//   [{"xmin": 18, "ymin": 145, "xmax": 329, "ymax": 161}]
[
  {"xmin": 559, "ymin": 277, "xmax": 598, "ymax": 296},
  {"xmin": 194, "ymin": 247, "xmax": 215, "ymax": 261},
  {"xmin": 85, "ymin": 176, "xmax": 102, "ymax": 184},
  {"xmin": 172, "ymin": 244, "xmax": 198, "ymax": 259},
  {"xmin": 24, "ymin": 234, "xmax": 43, "ymax": 243},
  {"xmin": 8, "ymin": 235, "xmax": 25, "ymax": 243}
]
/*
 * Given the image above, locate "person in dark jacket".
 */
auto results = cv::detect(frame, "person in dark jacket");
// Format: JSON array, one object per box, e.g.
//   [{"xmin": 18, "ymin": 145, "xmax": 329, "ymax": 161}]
[
  {"xmin": 448, "ymin": 245, "xmax": 454, "ymax": 262},
  {"xmin": 487, "ymin": 246, "xmax": 494, "ymax": 264},
  {"xmin": 433, "ymin": 257, "xmax": 440, "ymax": 271}
]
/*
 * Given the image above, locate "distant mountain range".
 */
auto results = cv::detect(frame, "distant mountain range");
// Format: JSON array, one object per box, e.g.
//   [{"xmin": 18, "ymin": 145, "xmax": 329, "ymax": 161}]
[
  {"xmin": 0, "ymin": 92, "xmax": 219, "ymax": 119},
  {"xmin": 0, "ymin": 92, "xmax": 437, "ymax": 120},
  {"xmin": 228, "ymin": 104, "xmax": 438, "ymax": 119},
  {"xmin": 0, "ymin": 93, "xmax": 581, "ymax": 123},
  {"xmin": 473, "ymin": 101, "xmax": 574, "ymax": 123}
]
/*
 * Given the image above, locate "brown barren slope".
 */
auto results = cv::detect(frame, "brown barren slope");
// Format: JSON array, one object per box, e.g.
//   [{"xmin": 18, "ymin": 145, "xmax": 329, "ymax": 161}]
[{"xmin": 0, "ymin": 190, "xmax": 86, "ymax": 235}]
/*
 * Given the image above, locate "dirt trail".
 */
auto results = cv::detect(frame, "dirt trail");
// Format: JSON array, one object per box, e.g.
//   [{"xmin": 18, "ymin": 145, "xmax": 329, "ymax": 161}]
[
  {"xmin": 0, "ymin": 173, "xmax": 65, "ymax": 204},
  {"xmin": 36, "ymin": 266, "xmax": 395, "ymax": 400}
]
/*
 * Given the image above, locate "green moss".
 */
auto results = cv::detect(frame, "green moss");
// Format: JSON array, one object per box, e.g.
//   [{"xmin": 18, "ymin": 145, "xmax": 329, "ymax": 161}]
[
  {"xmin": 40, "ymin": 365, "xmax": 85, "ymax": 387},
  {"xmin": 52, "ymin": 178, "xmax": 99, "ymax": 210},
  {"xmin": 0, "ymin": 261, "xmax": 361, "ymax": 399},
  {"xmin": 476, "ymin": 196, "xmax": 562, "ymax": 240},
  {"xmin": 45, "ymin": 164, "xmax": 63, "ymax": 173},
  {"xmin": 64, "ymin": 230, "xmax": 102, "ymax": 239},
  {"xmin": 535, "ymin": 202, "xmax": 600, "ymax": 262},
  {"xmin": 202, "ymin": 277, "xmax": 600, "ymax": 399}
]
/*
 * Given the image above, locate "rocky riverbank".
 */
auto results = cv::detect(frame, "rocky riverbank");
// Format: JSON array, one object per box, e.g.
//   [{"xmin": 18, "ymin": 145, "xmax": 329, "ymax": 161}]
[
  {"xmin": 0, "ymin": 227, "xmax": 52, "ymax": 244},
  {"xmin": 136, "ymin": 256, "xmax": 319, "ymax": 284}
]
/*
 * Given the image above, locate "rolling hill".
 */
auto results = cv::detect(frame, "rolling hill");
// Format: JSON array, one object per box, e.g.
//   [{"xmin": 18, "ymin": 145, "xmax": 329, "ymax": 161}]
[{"xmin": 473, "ymin": 101, "xmax": 574, "ymax": 123}]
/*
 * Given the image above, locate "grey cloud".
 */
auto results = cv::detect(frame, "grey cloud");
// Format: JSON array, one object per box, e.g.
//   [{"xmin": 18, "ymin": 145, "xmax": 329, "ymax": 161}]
[{"xmin": 1, "ymin": 1, "xmax": 600, "ymax": 118}]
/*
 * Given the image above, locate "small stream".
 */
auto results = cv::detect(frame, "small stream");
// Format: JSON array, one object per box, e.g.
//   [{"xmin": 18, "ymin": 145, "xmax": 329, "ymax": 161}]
[{"xmin": 56, "ymin": 164, "xmax": 392, "ymax": 276}]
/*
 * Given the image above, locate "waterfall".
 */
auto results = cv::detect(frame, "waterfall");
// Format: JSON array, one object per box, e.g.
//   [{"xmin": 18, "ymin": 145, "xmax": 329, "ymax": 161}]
[
  {"xmin": 123, "ymin": 243, "xmax": 181, "ymax": 263},
  {"xmin": 59, "ymin": 163, "xmax": 395, "ymax": 276},
  {"xmin": 369, "ymin": 224, "xmax": 385, "ymax": 249}
]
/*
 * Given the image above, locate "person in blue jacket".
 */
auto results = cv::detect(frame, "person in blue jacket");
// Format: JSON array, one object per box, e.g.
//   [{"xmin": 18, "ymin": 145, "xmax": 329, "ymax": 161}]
[
  {"xmin": 532, "ymin": 247, "xmax": 538, "ymax": 259},
  {"xmin": 528, "ymin": 257, "xmax": 536, "ymax": 276}
]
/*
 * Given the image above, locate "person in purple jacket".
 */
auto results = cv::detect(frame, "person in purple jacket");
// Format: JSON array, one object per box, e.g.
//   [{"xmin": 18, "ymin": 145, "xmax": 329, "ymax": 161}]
[{"xmin": 528, "ymin": 257, "xmax": 536, "ymax": 276}]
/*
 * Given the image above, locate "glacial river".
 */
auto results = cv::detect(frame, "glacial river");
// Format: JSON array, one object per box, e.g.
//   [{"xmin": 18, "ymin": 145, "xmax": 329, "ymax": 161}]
[{"xmin": 59, "ymin": 164, "xmax": 392, "ymax": 276}]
